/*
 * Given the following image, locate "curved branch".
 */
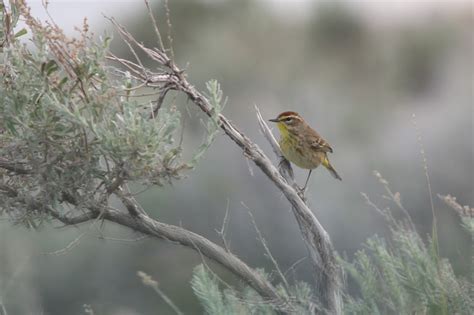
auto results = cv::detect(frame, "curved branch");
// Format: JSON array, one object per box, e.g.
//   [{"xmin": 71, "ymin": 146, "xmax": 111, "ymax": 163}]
[
  {"xmin": 102, "ymin": 209, "xmax": 290, "ymax": 311},
  {"xmin": 49, "ymin": 208, "xmax": 98, "ymax": 225},
  {"xmin": 1, "ymin": 184, "xmax": 290, "ymax": 310}
]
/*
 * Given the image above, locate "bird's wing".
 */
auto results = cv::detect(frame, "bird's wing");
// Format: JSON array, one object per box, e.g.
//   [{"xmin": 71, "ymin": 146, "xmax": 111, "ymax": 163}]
[{"xmin": 311, "ymin": 136, "xmax": 333, "ymax": 153}]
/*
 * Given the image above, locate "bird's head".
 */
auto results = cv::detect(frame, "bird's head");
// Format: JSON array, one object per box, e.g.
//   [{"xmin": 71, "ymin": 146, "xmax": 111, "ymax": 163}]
[{"xmin": 269, "ymin": 111, "xmax": 305, "ymax": 136}]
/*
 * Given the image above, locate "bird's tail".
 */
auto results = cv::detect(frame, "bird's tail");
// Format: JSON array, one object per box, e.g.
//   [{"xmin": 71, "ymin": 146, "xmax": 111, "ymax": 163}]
[{"xmin": 323, "ymin": 157, "xmax": 342, "ymax": 181}]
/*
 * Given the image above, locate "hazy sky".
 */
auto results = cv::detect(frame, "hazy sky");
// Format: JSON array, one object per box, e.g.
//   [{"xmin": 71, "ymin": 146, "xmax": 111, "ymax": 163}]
[{"xmin": 22, "ymin": 0, "xmax": 471, "ymax": 35}]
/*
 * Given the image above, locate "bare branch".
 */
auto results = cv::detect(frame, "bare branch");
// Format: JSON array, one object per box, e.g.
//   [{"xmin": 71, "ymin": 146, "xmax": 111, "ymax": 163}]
[
  {"xmin": 1, "ymin": 185, "xmax": 288, "ymax": 309},
  {"xmin": 106, "ymin": 52, "xmax": 145, "ymax": 79},
  {"xmin": 102, "ymin": 209, "xmax": 288, "ymax": 309}
]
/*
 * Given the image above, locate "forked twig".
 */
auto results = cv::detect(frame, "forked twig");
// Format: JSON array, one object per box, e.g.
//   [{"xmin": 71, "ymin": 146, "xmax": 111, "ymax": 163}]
[{"xmin": 216, "ymin": 199, "xmax": 231, "ymax": 252}]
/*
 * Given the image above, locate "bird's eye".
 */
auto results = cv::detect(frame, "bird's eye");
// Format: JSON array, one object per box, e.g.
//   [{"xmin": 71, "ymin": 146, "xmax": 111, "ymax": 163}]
[{"xmin": 284, "ymin": 117, "xmax": 293, "ymax": 123}]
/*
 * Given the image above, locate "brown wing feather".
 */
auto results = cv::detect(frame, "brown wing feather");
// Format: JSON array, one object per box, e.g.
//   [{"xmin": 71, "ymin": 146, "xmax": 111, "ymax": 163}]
[
  {"xmin": 306, "ymin": 127, "xmax": 333, "ymax": 153},
  {"xmin": 312, "ymin": 138, "xmax": 333, "ymax": 153}
]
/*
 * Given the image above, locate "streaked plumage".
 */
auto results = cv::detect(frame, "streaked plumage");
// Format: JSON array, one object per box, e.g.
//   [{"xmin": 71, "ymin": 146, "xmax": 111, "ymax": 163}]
[{"xmin": 269, "ymin": 111, "xmax": 341, "ymax": 183}]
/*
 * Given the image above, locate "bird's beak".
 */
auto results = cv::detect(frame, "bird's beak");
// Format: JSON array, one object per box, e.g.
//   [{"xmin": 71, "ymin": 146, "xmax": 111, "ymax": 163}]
[{"xmin": 268, "ymin": 118, "xmax": 279, "ymax": 123}]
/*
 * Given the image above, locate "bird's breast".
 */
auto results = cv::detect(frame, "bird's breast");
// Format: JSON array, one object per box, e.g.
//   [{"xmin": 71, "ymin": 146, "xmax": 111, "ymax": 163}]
[{"xmin": 279, "ymin": 137, "xmax": 324, "ymax": 169}]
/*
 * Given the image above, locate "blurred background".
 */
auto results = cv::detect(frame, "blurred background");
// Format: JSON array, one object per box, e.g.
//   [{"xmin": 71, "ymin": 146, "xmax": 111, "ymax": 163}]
[{"xmin": 1, "ymin": 0, "xmax": 472, "ymax": 314}]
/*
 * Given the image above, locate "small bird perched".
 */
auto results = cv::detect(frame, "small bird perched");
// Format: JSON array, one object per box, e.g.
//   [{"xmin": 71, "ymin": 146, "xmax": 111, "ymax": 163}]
[{"xmin": 269, "ymin": 111, "xmax": 341, "ymax": 190}]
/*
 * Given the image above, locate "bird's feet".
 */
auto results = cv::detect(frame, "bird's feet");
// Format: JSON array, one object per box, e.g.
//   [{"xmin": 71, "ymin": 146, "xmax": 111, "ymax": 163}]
[{"xmin": 296, "ymin": 185, "xmax": 307, "ymax": 201}]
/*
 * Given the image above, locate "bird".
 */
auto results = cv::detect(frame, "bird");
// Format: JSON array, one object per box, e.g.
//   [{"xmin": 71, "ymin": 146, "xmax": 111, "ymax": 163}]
[{"xmin": 269, "ymin": 111, "xmax": 341, "ymax": 190}]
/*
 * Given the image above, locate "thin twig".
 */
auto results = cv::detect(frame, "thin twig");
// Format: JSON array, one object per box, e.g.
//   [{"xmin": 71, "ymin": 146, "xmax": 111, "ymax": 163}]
[
  {"xmin": 284, "ymin": 256, "xmax": 307, "ymax": 278},
  {"xmin": 0, "ymin": 298, "xmax": 7, "ymax": 315},
  {"xmin": 107, "ymin": 53, "xmax": 145, "ymax": 79},
  {"xmin": 243, "ymin": 202, "xmax": 290, "ymax": 291},
  {"xmin": 98, "ymin": 235, "xmax": 149, "ymax": 243},
  {"xmin": 106, "ymin": 16, "xmax": 148, "ymax": 79},
  {"xmin": 412, "ymin": 114, "xmax": 437, "ymax": 231},
  {"xmin": 143, "ymin": 0, "xmax": 166, "ymax": 53},
  {"xmin": 216, "ymin": 199, "xmax": 231, "ymax": 252},
  {"xmin": 361, "ymin": 192, "xmax": 396, "ymax": 225},
  {"xmin": 373, "ymin": 171, "xmax": 416, "ymax": 231},
  {"xmin": 164, "ymin": 0, "xmax": 175, "ymax": 60},
  {"xmin": 138, "ymin": 271, "xmax": 184, "ymax": 315},
  {"xmin": 150, "ymin": 84, "xmax": 173, "ymax": 119},
  {"xmin": 42, "ymin": 230, "xmax": 87, "ymax": 256},
  {"xmin": 181, "ymin": 222, "xmax": 236, "ymax": 293}
]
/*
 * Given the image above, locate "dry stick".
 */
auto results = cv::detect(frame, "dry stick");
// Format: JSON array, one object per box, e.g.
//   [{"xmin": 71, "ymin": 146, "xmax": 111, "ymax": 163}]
[
  {"xmin": 244, "ymin": 203, "xmax": 290, "ymax": 291},
  {"xmin": 284, "ymin": 256, "xmax": 307, "ymax": 278},
  {"xmin": 143, "ymin": 0, "xmax": 166, "ymax": 53}
]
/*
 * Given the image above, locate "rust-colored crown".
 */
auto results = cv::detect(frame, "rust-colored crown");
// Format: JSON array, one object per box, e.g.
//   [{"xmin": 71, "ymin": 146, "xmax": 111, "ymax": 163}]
[{"xmin": 277, "ymin": 111, "xmax": 300, "ymax": 119}]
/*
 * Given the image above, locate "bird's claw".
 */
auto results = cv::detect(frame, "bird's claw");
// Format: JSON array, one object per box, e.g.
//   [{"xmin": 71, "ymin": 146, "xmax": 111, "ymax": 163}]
[{"xmin": 296, "ymin": 185, "xmax": 307, "ymax": 201}]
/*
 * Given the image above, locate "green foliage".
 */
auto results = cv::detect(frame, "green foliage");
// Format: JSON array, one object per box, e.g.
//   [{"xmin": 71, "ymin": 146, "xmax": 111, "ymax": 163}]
[
  {"xmin": 191, "ymin": 264, "xmax": 322, "ymax": 314},
  {"xmin": 191, "ymin": 264, "xmax": 276, "ymax": 315},
  {"xmin": 342, "ymin": 205, "xmax": 473, "ymax": 314},
  {"xmin": 0, "ymin": 2, "xmax": 222, "ymax": 227},
  {"xmin": 342, "ymin": 229, "xmax": 473, "ymax": 314},
  {"xmin": 460, "ymin": 218, "xmax": 474, "ymax": 234},
  {"xmin": 188, "ymin": 80, "xmax": 225, "ymax": 168}
]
